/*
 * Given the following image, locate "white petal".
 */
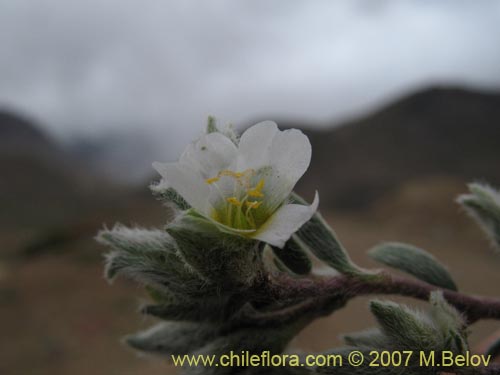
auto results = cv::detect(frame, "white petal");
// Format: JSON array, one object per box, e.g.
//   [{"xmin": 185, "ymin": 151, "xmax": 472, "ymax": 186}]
[
  {"xmin": 180, "ymin": 132, "xmax": 238, "ymax": 178},
  {"xmin": 152, "ymin": 161, "xmax": 211, "ymax": 214},
  {"xmin": 269, "ymin": 128, "xmax": 311, "ymax": 190},
  {"xmin": 236, "ymin": 121, "xmax": 278, "ymax": 170},
  {"xmin": 253, "ymin": 192, "xmax": 319, "ymax": 248},
  {"xmin": 259, "ymin": 128, "xmax": 311, "ymax": 210}
]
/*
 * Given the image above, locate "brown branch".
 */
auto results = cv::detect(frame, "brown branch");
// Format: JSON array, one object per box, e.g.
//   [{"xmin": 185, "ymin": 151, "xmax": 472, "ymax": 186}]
[{"xmin": 265, "ymin": 271, "xmax": 500, "ymax": 324}]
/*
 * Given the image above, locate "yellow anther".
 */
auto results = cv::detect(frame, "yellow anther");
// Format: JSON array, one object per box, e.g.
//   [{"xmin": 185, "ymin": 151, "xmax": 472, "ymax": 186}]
[
  {"xmin": 226, "ymin": 197, "xmax": 242, "ymax": 206},
  {"xmin": 205, "ymin": 176, "xmax": 219, "ymax": 184},
  {"xmin": 245, "ymin": 201, "xmax": 262, "ymax": 209},
  {"xmin": 248, "ymin": 179, "xmax": 265, "ymax": 198},
  {"xmin": 206, "ymin": 169, "xmax": 256, "ymax": 186},
  {"xmin": 220, "ymin": 170, "xmax": 243, "ymax": 179}
]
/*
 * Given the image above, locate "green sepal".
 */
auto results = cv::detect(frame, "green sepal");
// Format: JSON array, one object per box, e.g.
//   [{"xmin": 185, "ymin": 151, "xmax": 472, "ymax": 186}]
[
  {"xmin": 166, "ymin": 210, "xmax": 262, "ymax": 287},
  {"xmin": 206, "ymin": 116, "xmax": 218, "ymax": 133}
]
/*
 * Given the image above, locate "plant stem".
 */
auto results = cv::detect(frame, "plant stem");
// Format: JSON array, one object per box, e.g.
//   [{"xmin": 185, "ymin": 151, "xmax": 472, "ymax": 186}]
[{"xmin": 266, "ymin": 271, "xmax": 500, "ymax": 323}]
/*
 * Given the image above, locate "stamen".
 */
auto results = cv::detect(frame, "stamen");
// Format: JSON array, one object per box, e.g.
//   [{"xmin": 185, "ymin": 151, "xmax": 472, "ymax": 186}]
[
  {"xmin": 245, "ymin": 201, "xmax": 262, "ymax": 209},
  {"xmin": 205, "ymin": 177, "xmax": 219, "ymax": 184},
  {"xmin": 248, "ymin": 179, "xmax": 265, "ymax": 198},
  {"xmin": 206, "ymin": 169, "xmax": 264, "ymax": 230},
  {"xmin": 226, "ymin": 197, "xmax": 242, "ymax": 207},
  {"xmin": 220, "ymin": 170, "xmax": 243, "ymax": 179}
]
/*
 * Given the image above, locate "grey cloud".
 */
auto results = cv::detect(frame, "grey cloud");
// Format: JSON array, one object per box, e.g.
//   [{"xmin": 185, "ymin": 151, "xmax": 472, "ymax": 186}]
[{"xmin": 1, "ymin": 0, "xmax": 500, "ymax": 157}]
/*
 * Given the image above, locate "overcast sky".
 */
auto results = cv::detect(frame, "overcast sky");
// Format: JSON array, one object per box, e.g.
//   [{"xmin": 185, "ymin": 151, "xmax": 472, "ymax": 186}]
[{"xmin": 1, "ymin": 0, "xmax": 500, "ymax": 152}]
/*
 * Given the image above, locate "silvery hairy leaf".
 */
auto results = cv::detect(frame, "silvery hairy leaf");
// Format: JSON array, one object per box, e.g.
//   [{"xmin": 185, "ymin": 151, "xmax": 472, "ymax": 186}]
[
  {"xmin": 290, "ymin": 192, "xmax": 361, "ymax": 275},
  {"xmin": 457, "ymin": 182, "xmax": 500, "ymax": 251},
  {"xmin": 370, "ymin": 300, "xmax": 445, "ymax": 351},
  {"xmin": 271, "ymin": 235, "xmax": 312, "ymax": 275},
  {"xmin": 126, "ymin": 321, "xmax": 218, "ymax": 356},
  {"xmin": 368, "ymin": 242, "xmax": 457, "ymax": 291},
  {"xmin": 98, "ymin": 225, "xmax": 205, "ymax": 296},
  {"xmin": 142, "ymin": 294, "xmax": 246, "ymax": 323},
  {"xmin": 150, "ymin": 185, "xmax": 191, "ymax": 211}
]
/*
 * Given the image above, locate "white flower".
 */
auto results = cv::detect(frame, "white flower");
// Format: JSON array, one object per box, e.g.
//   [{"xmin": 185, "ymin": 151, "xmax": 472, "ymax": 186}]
[{"xmin": 153, "ymin": 121, "xmax": 319, "ymax": 248}]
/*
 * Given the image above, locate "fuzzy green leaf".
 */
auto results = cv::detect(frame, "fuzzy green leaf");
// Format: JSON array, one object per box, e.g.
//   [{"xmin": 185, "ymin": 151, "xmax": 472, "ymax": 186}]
[
  {"xmin": 271, "ymin": 235, "xmax": 312, "ymax": 275},
  {"xmin": 457, "ymin": 183, "xmax": 500, "ymax": 251},
  {"xmin": 370, "ymin": 300, "xmax": 440, "ymax": 351},
  {"xmin": 97, "ymin": 225, "xmax": 208, "ymax": 297},
  {"xmin": 126, "ymin": 321, "xmax": 218, "ymax": 356},
  {"xmin": 290, "ymin": 192, "xmax": 360, "ymax": 275},
  {"xmin": 142, "ymin": 294, "xmax": 245, "ymax": 322},
  {"xmin": 428, "ymin": 291, "xmax": 468, "ymax": 353},
  {"xmin": 369, "ymin": 242, "xmax": 457, "ymax": 291},
  {"xmin": 150, "ymin": 185, "xmax": 190, "ymax": 210}
]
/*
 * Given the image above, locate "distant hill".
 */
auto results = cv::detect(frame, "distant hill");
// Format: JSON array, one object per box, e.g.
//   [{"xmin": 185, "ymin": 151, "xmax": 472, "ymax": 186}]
[
  {"xmin": 69, "ymin": 131, "xmax": 158, "ymax": 185},
  {"xmin": 292, "ymin": 87, "xmax": 500, "ymax": 210},
  {"xmin": 3, "ymin": 86, "xmax": 500, "ymax": 228},
  {"xmin": 0, "ymin": 110, "xmax": 92, "ymax": 228},
  {"xmin": 0, "ymin": 110, "xmax": 160, "ymax": 234},
  {"xmin": 0, "ymin": 111, "xmax": 60, "ymax": 158}
]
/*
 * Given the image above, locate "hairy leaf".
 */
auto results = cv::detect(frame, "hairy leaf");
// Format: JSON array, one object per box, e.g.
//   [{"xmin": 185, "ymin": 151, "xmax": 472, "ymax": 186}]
[
  {"xmin": 142, "ymin": 294, "xmax": 245, "ymax": 323},
  {"xmin": 271, "ymin": 235, "xmax": 312, "ymax": 275},
  {"xmin": 150, "ymin": 185, "xmax": 191, "ymax": 210},
  {"xmin": 370, "ymin": 300, "xmax": 440, "ymax": 351},
  {"xmin": 126, "ymin": 321, "xmax": 218, "ymax": 356},
  {"xmin": 290, "ymin": 192, "xmax": 361, "ymax": 275},
  {"xmin": 369, "ymin": 242, "xmax": 457, "ymax": 291},
  {"xmin": 428, "ymin": 291, "xmax": 468, "ymax": 353},
  {"xmin": 457, "ymin": 182, "xmax": 500, "ymax": 251},
  {"xmin": 98, "ymin": 225, "xmax": 207, "ymax": 296}
]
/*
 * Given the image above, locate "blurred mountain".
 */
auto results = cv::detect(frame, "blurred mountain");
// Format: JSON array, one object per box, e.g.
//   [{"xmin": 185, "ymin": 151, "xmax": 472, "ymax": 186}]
[
  {"xmin": 2, "ymin": 85, "xmax": 500, "ymax": 229},
  {"xmin": 0, "ymin": 109, "xmax": 164, "ymax": 260},
  {"xmin": 0, "ymin": 111, "xmax": 59, "ymax": 158},
  {"xmin": 69, "ymin": 131, "xmax": 158, "ymax": 185},
  {"xmin": 0, "ymin": 110, "xmax": 90, "ymax": 228},
  {"xmin": 293, "ymin": 87, "xmax": 500, "ymax": 210}
]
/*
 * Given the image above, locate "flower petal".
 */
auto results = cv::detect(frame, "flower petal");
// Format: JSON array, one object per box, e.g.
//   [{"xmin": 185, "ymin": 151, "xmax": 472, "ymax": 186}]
[
  {"xmin": 152, "ymin": 161, "xmax": 211, "ymax": 214},
  {"xmin": 269, "ymin": 128, "xmax": 311, "ymax": 191},
  {"xmin": 180, "ymin": 132, "xmax": 238, "ymax": 178},
  {"xmin": 252, "ymin": 191, "xmax": 319, "ymax": 248},
  {"xmin": 254, "ymin": 128, "xmax": 312, "ymax": 212},
  {"xmin": 236, "ymin": 121, "xmax": 278, "ymax": 170}
]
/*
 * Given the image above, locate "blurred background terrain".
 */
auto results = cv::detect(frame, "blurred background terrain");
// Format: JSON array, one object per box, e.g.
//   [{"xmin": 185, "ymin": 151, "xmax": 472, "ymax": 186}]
[{"xmin": 1, "ymin": 1, "xmax": 500, "ymax": 374}]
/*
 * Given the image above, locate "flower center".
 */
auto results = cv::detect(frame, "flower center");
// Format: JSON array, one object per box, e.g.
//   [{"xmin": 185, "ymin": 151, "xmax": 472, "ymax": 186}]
[{"xmin": 205, "ymin": 169, "xmax": 265, "ymax": 230}]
